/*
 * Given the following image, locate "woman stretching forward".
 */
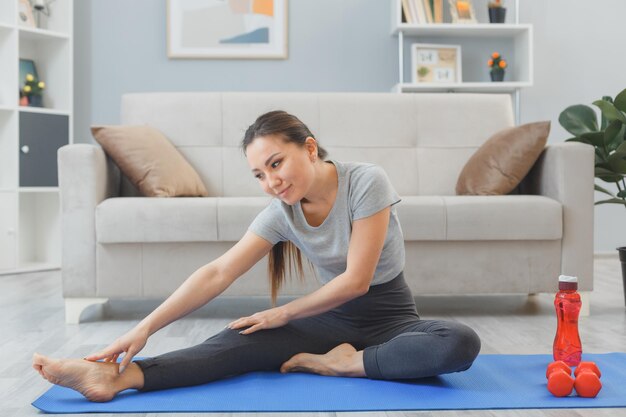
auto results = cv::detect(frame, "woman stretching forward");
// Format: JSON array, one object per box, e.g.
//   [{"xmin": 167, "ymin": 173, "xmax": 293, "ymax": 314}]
[{"xmin": 33, "ymin": 111, "xmax": 481, "ymax": 402}]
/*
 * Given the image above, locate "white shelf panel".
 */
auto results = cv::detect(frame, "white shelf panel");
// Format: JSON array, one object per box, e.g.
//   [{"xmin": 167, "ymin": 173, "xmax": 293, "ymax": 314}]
[
  {"xmin": 19, "ymin": 187, "xmax": 60, "ymax": 193},
  {"xmin": 393, "ymin": 23, "xmax": 531, "ymax": 37},
  {"xmin": 0, "ymin": 23, "xmax": 14, "ymax": 32},
  {"xmin": 19, "ymin": 27, "xmax": 69, "ymax": 42},
  {"xmin": 395, "ymin": 82, "xmax": 532, "ymax": 93},
  {"xmin": 0, "ymin": 262, "xmax": 60, "ymax": 275},
  {"xmin": 18, "ymin": 106, "xmax": 70, "ymax": 116}
]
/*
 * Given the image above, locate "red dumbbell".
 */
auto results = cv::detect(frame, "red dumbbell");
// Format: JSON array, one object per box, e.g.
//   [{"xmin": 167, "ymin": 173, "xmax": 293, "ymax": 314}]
[
  {"xmin": 574, "ymin": 362, "xmax": 602, "ymax": 398},
  {"xmin": 546, "ymin": 361, "xmax": 575, "ymax": 397}
]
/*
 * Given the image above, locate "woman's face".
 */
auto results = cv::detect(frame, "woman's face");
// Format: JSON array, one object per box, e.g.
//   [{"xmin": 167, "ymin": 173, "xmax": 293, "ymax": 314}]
[{"xmin": 246, "ymin": 135, "xmax": 316, "ymax": 205}]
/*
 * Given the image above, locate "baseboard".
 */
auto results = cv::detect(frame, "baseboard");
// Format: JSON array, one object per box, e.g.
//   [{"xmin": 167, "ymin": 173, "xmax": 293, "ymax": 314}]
[{"xmin": 594, "ymin": 251, "xmax": 620, "ymax": 260}]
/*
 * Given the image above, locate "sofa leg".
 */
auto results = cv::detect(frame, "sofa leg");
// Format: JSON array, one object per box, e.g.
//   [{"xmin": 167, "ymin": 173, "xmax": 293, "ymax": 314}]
[
  {"xmin": 579, "ymin": 291, "xmax": 591, "ymax": 317},
  {"xmin": 65, "ymin": 298, "xmax": 109, "ymax": 324}
]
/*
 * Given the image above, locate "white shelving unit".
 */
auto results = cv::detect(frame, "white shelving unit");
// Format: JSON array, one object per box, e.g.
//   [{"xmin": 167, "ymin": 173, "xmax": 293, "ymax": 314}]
[
  {"xmin": 0, "ymin": 0, "xmax": 73, "ymax": 275},
  {"xmin": 391, "ymin": 0, "xmax": 532, "ymax": 123}
]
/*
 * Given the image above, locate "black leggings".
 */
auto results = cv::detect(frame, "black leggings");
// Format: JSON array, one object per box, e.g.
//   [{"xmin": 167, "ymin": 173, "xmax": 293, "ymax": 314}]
[{"xmin": 135, "ymin": 272, "xmax": 481, "ymax": 391}]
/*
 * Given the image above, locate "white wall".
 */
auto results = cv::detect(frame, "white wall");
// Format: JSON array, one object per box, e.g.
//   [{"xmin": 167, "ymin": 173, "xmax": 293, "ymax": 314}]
[
  {"xmin": 74, "ymin": 0, "xmax": 626, "ymax": 253},
  {"xmin": 520, "ymin": 0, "xmax": 626, "ymax": 253}
]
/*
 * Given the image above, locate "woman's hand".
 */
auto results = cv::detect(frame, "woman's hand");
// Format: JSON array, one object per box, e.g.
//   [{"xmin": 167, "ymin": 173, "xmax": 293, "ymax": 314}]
[
  {"xmin": 228, "ymin": 306, "xmax": 290, "ymax": 335},
  {"xmin": 84, "ymin": 325, "xmax": 150, "ymax": 373}
]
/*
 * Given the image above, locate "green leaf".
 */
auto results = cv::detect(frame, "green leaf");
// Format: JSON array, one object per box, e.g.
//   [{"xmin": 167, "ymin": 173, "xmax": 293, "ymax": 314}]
[
  {"xmin": 558, "ymin": 105, "xmax": 598, "ymax": 136},
  {"xmin": 615, "ymin": 140, "xmax": 626, "ymax": 155},
  {"xmin": 595, "ymin": 166, "xmax": 624, "ymax": 182},
  {"xmin": 600, "ymin": 96, "xmax": 613, "ymax": 130},
  {"xmin": 614, "ymin": 88, "xmax": 626, "ymax": 113},
  {"xmin": 580, "ymin": 131, "xmax": 606, "ymax": 147},
  {"xmin": 618, "ymin": 190, "xmax": 626, "ymax": 198},
  {"xmin": 595, "ymin": 184, "xmax": 616, "ymax": 197},
  {"xmin": 595, "ymin": 198, "xmax": 626, "ymax": 206},
  {"xmin": 608, "ymin": 152, "xmax": 626, "ymax": 174},
  {"xmin": 604, "ymin": 120, "xmax": 624, "ymax": 151},
  {"xmin": 593, "ymin": 100, "xmax": 626, "ymax": 123}
]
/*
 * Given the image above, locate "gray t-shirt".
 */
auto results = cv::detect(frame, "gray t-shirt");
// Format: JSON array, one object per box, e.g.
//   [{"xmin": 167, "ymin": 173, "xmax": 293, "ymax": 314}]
[{"xmin": 248, "ymin": 160, "xmax": 404, "ymax": 286}]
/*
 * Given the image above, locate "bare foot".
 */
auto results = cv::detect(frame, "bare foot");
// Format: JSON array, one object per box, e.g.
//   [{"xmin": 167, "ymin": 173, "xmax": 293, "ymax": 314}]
[
  {"xmin": 280, "ymin": 343, "xmax": 366, "ymax": 377},
  {"xmin": 32, "ymin": 353, "xmax": 123, "ymax": 402}
]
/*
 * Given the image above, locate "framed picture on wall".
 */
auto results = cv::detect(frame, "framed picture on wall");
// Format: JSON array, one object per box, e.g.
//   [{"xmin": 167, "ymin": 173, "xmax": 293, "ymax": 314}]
[
  {"xmin": 167, "ymin": 0, "xmax": 288, "ymax": 59},
  {"xmin": 411, "ymin": 44, "xmax": 462, "ymax": 84}
]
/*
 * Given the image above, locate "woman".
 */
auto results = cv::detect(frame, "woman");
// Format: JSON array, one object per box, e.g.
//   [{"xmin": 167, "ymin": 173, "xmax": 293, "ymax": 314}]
[{"xmin": 33, "ymin": 111, "xmax": 481, "ymax": 402}]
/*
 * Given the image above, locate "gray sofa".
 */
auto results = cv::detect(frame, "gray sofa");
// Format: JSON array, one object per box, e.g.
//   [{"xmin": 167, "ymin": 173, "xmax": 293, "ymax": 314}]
[{"xmin": 58, "ymin": 92, "xmax": 594, "ymax": 323}]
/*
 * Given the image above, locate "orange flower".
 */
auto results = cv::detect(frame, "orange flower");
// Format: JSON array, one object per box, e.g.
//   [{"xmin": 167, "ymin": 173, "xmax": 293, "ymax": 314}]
[
  {"xmin": 491, "ymin": 52, "xmax": 500, "ymax": 59},
  {"xmin": 487, "ymin": 59, "xmax": 493, "ymax": 67},
  {"xmin": 499, "ymin": 60, "xmax": 507, "ymax": 68}
]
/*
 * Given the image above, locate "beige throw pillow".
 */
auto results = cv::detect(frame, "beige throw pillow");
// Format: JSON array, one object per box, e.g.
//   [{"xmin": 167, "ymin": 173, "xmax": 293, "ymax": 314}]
[
  {"xmin": 456, "ymin": 121, "xmax": 550, "ymax": 195},
  {"xmin": 91, "ymin": 125, "xmax": 209, "ymax": 197}
]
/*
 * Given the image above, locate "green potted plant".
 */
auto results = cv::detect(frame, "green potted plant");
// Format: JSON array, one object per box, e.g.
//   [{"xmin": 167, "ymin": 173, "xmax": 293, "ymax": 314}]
[
  {"xmin": 488, "ymin": 0, "xmax": 506, "ymax": 23},
  {"xmin": 558, "ymin": 88, "xmax": 626, "ymax": 306},
  {"xmin": 21, "ymin": 73, "xmax": 45, "ymax": 107},
  {"xmin": 488, "ymin": 52, "xmax": 507, "ymax": 82}
]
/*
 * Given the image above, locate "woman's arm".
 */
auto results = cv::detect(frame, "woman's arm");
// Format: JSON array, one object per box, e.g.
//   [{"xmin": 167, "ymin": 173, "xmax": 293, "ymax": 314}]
[
  {"xmin": 138, "ymin": 231, "xmax": 273, "ymax": 336},
  {"xmin": 229, "ymin": 207, "xmax": 390, "ymax": 334},
  {"xmin": 87, "ymin": 231, "xmax": 272, "ymax": 371}
]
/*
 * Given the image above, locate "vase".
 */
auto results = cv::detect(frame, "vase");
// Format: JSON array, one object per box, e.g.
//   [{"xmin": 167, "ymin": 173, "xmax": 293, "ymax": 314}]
[
  {"xmin": 618, "ymin": 247, "xmax": 626, "ymax": 306},
  {"xmin": 490, "ymin": 69, "xmax": 505, "ymax": 82},
  {"xmin": 28, "ymin": 95, "xmax": 43, "ymax": 107},
  {"xmin": 488, "ymin": 7, "xmax": 506, "ymax": 23}
]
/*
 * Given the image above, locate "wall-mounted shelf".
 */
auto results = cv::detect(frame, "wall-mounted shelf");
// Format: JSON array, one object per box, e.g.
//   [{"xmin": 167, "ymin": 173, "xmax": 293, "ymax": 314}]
[{"xmin": 391, "ymin": 0, "xmax": 532, "ymax": 123}]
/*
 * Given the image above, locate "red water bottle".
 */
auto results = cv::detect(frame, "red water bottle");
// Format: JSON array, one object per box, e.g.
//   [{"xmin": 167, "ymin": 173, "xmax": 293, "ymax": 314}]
[{"xmin": 553, "ymin": 275, "xmax": 582, "ymax": 366}]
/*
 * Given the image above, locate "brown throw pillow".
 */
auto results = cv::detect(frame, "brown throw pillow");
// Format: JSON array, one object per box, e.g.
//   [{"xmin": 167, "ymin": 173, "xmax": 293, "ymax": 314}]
[
  {"xmin": 91, "ymin": 125, "xmax": 209, "ymax": 197},
  {"xmin": 456, "ymin": 121, "xmax": 550, "ymax": 195}
]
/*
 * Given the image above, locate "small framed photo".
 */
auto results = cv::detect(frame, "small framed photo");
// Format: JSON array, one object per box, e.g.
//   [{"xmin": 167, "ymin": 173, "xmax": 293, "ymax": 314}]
[
  {"xmin": 18, "ymin": 0, "xmax": 36, "ymax": 28},
  {"xmin": 411, "ymin": 44, "xmax": 462, "ymax": 84},
  {"xmin": 167, "ymin": 0, "xmax": 288, "ymax": 59},
  {"xmin": 448, "ymin": 0, "xmax": 477, "ymax": 24},
  {"xmin": 19, "ymin": 59, "xmax": 39, "ymax": 89}
]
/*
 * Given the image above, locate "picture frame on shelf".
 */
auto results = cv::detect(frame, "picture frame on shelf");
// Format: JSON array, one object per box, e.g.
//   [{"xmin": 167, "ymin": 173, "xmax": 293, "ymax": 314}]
[
  {"xmin": 18, "ymin": 0, "xmax": 37, "ymax": 28},
  {"xmin": 167, "ymin": 0, "xmax": 288, "ymax": 59},
  {"xmin": 448, "ymin": 0, "xmax": 477, "ymax": 23},
  {"xmin": 411, "ymin": 43, "xmax": 462, "ymax": 84},
  {"xmin": 19, "ymin": 59, "xmax": 38, "ymax": 89}
]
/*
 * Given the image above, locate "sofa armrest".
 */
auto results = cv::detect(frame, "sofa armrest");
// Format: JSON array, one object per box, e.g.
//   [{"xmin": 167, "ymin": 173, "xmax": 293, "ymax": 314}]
[
  {"xmin": 519, "ymin": 142, "xmax": 595, "ymax": 290},
  {"xmin": 58, "ymin": 144, "xmax": 120, "ymax": 297}
]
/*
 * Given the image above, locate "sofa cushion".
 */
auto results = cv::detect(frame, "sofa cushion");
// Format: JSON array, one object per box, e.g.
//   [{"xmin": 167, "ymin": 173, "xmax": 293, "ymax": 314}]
[
  {"xmin": 97, "ymin": 197, "xmax": 218, "ymax": 243},
  {"xmin": 97, "ymin": 197, "xmax": 272, "ymax": 243},
  {"xmin": 91, "ymin": 125, "xmax": 209, "ymax": 197},
  {"xmin": 455, "ymin": 121, "xmax": 550, "ymax": 195},
  {"xmin": 396, "ymin": 195, "xmax": 561, "ymax": 241},
  {"xmin": 443, "ymin": 195, "xmax": 562, "ymax": 240}
]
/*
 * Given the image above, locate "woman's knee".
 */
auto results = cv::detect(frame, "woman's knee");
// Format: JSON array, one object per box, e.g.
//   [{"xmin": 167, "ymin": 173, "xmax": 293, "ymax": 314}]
[{"xmin": 446, "ymin": 323, "xmax": 481, "ymax": 370}]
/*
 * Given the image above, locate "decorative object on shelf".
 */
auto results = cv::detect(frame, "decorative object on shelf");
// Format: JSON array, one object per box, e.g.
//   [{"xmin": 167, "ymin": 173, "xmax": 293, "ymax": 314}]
[
  {"xmin": 558, "ymin": 87, "xmax": 626, "ymax": 306},
  {"xmin": 411, "ymin": 43, "xmax": 462, "ymax": 83},
  {"xmin": 31, "ymin": 0, "xmax": 57, "ymax": 29},
  {"xmin": 18, "ymin": 0, "xmax": 36, "ymax": 28},
  {"xmin": 167, "ymin": 0, "xmax": 288, "ymax": 59},
  {"xmin": 449, "ymin": 0, "xmax": 476, "ymax": 24},
  {"xmin": 488, "ymin": 0, "xmax": 506, "ymax": 23},
  {"xmin": 488, "ymin": 52, "xmax": 507, "ymax": 82},
  {"xmin": 19, "ymin": 59, "xmax": 45, "ymax": 107}
]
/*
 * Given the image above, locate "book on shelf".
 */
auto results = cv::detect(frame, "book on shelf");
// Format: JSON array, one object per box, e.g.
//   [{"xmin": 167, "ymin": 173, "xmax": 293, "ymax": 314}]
[
  {"xmin": 413, "ymin": 0, "xmax": 428, "ymax": 24},
  {"xmin": 401, "ymin": 0, "xmax": 414, "ymax": 23},
  {"xmin": 433, "ymin": 0, "xmax": 443, "ymax": 23},
  {"xmin": 423, "ymin": 0, "xmax": 434, "ymax": 23}
]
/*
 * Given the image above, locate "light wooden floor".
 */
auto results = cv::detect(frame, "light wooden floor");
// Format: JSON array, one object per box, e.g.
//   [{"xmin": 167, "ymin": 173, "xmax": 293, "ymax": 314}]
[{"xmin": 2, "ymin": 256, "xmax": 625, "ymax": 417}]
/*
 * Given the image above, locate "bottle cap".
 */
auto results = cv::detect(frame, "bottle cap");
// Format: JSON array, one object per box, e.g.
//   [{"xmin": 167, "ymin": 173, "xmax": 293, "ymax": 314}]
[{"xmin": 558, "ymin": 275, "xmax": 578, "ymax": 290}]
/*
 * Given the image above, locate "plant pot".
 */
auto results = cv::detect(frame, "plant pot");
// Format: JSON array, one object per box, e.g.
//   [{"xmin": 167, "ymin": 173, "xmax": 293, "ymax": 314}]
[
  {"xmin": 28, "ymin": 95, "xmax": 43, "ymax": 107},
  {"xmin": 488, "ymin": 7, "xmax": 506, "ymax": 23},
  {"xmin": 490, "ymin": 69, "xmax": 505, "ymax": 82},
  {"xmin": 618, "ymin": 247, "xmax": 626, "ymax": 306}
]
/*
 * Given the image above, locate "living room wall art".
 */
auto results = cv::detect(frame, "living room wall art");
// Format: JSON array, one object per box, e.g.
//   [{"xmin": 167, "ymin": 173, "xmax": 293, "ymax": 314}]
[{"xmin": 167, "ymin": 0, "xmax": 288, "ymax": 59}]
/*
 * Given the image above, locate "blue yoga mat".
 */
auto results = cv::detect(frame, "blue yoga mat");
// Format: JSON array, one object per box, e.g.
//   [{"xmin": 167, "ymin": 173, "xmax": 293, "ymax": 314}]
[{"xmin": 33, "ymin": 353, "xmax": 626, "ymax": 413}]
